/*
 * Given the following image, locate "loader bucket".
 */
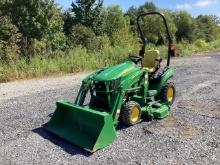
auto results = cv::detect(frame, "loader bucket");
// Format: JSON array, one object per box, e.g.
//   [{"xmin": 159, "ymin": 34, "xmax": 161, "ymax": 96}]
[{"xmin": 44, "ymin": 100, "xmax": 117, "ymax": 152}]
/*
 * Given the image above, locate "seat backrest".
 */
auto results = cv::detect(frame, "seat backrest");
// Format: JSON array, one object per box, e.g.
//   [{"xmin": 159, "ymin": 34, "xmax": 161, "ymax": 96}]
[{"xmin": 142, "ymin": 50, "xmax": 160, "ymax": 69}]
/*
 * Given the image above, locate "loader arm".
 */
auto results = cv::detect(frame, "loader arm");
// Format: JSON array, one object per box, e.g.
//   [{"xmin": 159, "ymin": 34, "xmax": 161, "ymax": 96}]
[{"xmin": 111, "ymin": 70, "xmax": 146, "ymax": 123}]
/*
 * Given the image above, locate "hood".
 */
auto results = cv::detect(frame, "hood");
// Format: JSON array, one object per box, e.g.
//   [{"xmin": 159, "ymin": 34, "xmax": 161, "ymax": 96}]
[{"xmin": 94, "ymin": 60, "xmax": 138, "ymax": 81}]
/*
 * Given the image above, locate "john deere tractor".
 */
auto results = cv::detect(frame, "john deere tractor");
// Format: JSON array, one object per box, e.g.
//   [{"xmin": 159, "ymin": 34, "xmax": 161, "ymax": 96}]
[{"xmin": 44, "ymin": 11, "xmax": 176, "ymax": 152}]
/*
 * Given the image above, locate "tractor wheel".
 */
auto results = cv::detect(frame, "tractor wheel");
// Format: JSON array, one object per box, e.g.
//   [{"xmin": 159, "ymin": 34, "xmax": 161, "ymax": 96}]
[
  {"xmin": 121, "ymin": 101, "xmax": 142, "ymax": 126},
  {"xmin": 158, "ymin": 82, "xmax": 175, "ymax": 105}
]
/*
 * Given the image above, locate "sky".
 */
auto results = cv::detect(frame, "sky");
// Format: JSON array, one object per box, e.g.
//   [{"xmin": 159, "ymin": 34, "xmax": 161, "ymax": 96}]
[{"xmin": 55, "ymin": 0, "xmax": 220, "ymax": 17}]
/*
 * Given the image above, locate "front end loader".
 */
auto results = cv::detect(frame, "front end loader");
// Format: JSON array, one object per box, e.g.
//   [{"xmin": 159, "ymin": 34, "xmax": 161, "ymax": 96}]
[{"xmin": 44, "ymin": 11, "xmax": 176, "ymax": 152}]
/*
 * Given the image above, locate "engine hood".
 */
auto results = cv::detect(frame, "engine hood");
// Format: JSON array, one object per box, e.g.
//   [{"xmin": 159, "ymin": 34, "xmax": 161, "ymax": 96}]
[{"xmin": 94, "ymin": 60, "xmax": 140, "ymax": 81}]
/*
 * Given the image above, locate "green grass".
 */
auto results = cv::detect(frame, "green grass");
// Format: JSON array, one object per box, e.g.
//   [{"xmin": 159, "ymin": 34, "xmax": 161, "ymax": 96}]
[
  {"xmin": 175, "ymin": 39, "xmax": 220, "ymax": 56},
  {"xmin": 0, "ymin": 46, "xmax": 136, "ymax": 82},
  {"xmin": 149, "ymin": 39, "xmax": 220, "ymax": 57},
  {"xmin": 1, "ymin": 39, "xmax": 220, "ymax": 83}
]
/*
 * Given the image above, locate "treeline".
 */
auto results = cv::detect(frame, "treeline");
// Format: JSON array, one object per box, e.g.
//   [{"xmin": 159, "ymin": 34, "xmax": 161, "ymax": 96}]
[
  {"xmin": 0, "ymin": 0, "xmax": 220, "ymax": 82},
  {"xmin": 0, "ymin": 0, "xmax": 220, "ymax": 61}
]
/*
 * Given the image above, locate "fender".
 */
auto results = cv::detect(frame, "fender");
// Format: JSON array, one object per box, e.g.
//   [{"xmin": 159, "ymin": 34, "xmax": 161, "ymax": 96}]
[{"xmin": 152, "ymin": 68, "xmax": 174, "ymax": 93}]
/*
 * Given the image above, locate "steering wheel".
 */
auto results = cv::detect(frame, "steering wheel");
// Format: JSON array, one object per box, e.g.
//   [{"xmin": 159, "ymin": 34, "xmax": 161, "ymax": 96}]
[{"xmin": 129, "ymin": 55, "xmax": 142, "ymax": 64}]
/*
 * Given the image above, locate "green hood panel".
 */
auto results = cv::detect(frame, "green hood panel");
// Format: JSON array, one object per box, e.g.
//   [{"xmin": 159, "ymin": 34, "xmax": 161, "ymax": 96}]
[{"xmin": 94, "ymin": 60, "xmax": 139, "ymax": 81}]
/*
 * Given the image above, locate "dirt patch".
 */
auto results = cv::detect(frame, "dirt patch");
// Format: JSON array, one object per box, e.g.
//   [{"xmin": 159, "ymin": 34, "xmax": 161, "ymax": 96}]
[
  {"xmin": 160, "ymin": 116, "xmax": 178, "ymax": 127},
  {"xmin": 177, "ymin": 100, "xmax": 205, "ymax": 110},
  {"xmin": 191, "ymin": 86, "xmax": 214, "ymax": 96},
  {"xmin": 177, "ymin": 99, "xmax": 220, "ymax": 118},
  {"xmin": 180, "ymin": 126, "xmax": 199, "ymax": 138},
  {"xmin": 143, "ymin": 116, "xmax": 199, "ymax": 139}
]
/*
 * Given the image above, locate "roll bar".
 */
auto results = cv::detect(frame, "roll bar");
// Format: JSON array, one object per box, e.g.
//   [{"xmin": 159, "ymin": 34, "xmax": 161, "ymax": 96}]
[{"xmin": 137, "ymin": 11, "xmax": 173, "ymax": 67}]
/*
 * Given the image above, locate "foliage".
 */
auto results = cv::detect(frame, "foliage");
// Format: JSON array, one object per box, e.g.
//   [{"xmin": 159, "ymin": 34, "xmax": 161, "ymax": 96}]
[
  {"xmin": 0, "ymin": 16, "xmax": 21, "ymax": 63},
  {"xmin": 69, "ymin": 0, "xmax": 105, "ymax": 35},
  {"xmin": 111, "ymin": 27, "xmax": 137, "ymax": 48},
  {"xmin": 174, "ymin": 11, "xmax": 198, "ymax": 42},
  {"xmin": 0, "ymin": 41, "xmax": 19, "ymax": 64},
  {"xmin": 210, "ymin": 15, "xmax": 220, "ymax": 24},
  {"xmin": 0, "ymin": 46, "xmax": 135, "ymax": 82},
  {"xmin": 2, "ymin": 38, "xmax": 220, "ymax": 82},
  {"xmin": 68, "ymin": 24, "xmax": 99, "ymax": 52},
  {"xmin": 0, "ymin": 16, "xmax": 21, "ymax": 44},
  {"xmin": 104, "ymin": 5, "xmax": 129, "ymax": 38},
  {"xmin": 126, "ymin": 6, "xmax": 138, "ymax": 27},
  {"xmin": 194, "ymin": 39, "xmax": 208, "ymax": 48},
  {"xmin": 138, "ymin": 13, "xmax": 177, "ymax": 44},
  {"xmin": 96, "ymin": 35, "xmax": 111, "ymax": 50},
  {"xmin": 138, "ymin": 2, "xmax": 157, "ymax": 13},
  {"xmin": 126, "ymin": 4, "xmax": 177, "ymax": 45},
  {"xmin": 196, "ymin": 15, "xmax": 220, "ymax": 42},
  {"xmin": 0, "ymin": 0, "xmax": 66, "ymax": 58}
]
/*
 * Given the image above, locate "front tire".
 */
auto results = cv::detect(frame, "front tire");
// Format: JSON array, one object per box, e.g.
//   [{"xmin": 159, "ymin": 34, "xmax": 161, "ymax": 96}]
[
  {"xmin": 121, "ymin": 101, "xmax": 142, "ymax": 126},
  {"xmin": 157, "ymin": 82, "xmax": 175, "ymax": 105}
]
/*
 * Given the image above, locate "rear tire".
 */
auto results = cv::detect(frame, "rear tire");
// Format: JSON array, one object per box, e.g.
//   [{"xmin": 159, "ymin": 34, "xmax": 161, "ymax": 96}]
[
  {"xmin": 157, "ymin": 82, "xmax": 175, "ymax": 105},
  {"xmin": 121, "ymin": 101, "xmax": 142, "ymax": 126}
]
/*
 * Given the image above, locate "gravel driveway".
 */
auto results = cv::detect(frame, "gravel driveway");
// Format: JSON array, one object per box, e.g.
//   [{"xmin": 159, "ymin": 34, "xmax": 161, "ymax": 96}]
[{"xmin": 0, "ymin": 53, "xmax": 220, "ymax": 165}]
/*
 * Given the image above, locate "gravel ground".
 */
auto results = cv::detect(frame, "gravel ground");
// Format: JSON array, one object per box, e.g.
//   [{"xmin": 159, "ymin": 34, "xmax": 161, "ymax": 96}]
[{"xmin": 0, "ymin": 53, "xmax": 220, "ymax": 165}]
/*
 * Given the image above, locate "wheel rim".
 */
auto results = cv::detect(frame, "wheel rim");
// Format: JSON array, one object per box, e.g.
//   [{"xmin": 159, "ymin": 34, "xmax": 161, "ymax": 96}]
[
  {"xmin": 167, "ymin": 87, "xmax": 174, "ymax": 102},
  {"xmin": 130, "ymin": 106, "xmax": 140, "ymax": 122}
]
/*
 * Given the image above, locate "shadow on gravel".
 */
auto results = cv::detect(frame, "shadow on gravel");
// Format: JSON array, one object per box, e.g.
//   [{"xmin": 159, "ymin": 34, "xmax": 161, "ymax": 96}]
[
  {"xmin": 32, "ymin": 127, "xmax": 93, "ymax": 157},
  {"xmin": 116, "ymin": 119, "xmax": 152, "ymax": 131},
  {"xmin": 116, "ymin": 122, "xmax": 128, "ymax": 130}
]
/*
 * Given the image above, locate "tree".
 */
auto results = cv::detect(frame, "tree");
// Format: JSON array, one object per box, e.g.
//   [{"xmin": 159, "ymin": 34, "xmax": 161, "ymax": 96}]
[
  {"xmin": 0, "ymin": 16, "xmax": 21, "ymax": 45},
  {"xmin": 210, "ymin": 15, "xmax": 220, "ymax": 25},
  {"xmin": 126, "ymin": 6, "xmax": 138, "ymax": 26},
  {"xmin": 136, "ymin": 12, "xmax": 177, "ymax": 44},
  {"xmin": 174, "ymin": 11, "xmax": 198, "ymax": 42},
  {"xmin": 196, "ymin": 15, "xmax": 220, "ymax": 41},
  {"xmin": 0, "ymin": 0, "xmax": 66, "ymax": 59},
  {"xmin": 125, "ymin": 6, "xmax": 139, "ymax": 34},
  {"xmin": 69, "ymin": 0, "xmax": 104, "ymax": 35},
  {"xmin": 138, "ymin": 2, "xmax": 157, "ymax": 13},
  {"xmin": 63, "ymin": 11, "xmax": 74, "ymax": 35},
  {"xmin": 0, "ymin": 16, "xmax": 21, "ymax": 63},
  {"xmin": 126, "ymin": 3, "xmax": 177, "ymax": 45},
  {"xmin": 160, "ymin": 10, "xmax": 177, "ymax": 44},
  {"xmin": 69, "ymin": 24, "xmax": 99, "ymax": 52},
  {"xmin": 104, "ymin": 5, "xmax": 129, "ymax": 38}
]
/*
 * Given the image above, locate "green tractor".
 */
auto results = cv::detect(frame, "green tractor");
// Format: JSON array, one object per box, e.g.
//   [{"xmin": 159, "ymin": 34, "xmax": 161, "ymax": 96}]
[{"xmin": 44, "ymin": 11, "xmax": 176, "ymax": 152}]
